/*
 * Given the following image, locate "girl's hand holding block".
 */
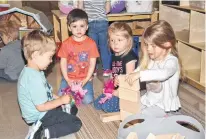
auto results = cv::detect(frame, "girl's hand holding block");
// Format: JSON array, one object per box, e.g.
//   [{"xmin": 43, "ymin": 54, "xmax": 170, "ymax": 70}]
[{"xmin": 125, "ymin": 72, "xmax": 140, "ymax": 86}]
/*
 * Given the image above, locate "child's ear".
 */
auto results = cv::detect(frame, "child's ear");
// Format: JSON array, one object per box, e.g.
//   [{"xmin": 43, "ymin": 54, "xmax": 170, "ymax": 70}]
[{"xmin": 31, "ymin": 51, "xmax": 39, "ymax": 59}]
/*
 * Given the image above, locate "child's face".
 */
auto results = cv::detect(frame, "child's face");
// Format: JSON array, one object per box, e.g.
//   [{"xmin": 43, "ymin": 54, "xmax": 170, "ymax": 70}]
[
  {"xmin": 145, "ymin": 42, "xmax": 168, "ymax": 61},
  {"xmin": 68, "ymin": 20, "xmax": 88, "ymax": 41},
  {"xmin": 109, "ymin": 32, "xmax": 129, "ymax": 55},
  {"xmin": 33, "ymin": 51, "xmax": 54, "ymax": 70}
]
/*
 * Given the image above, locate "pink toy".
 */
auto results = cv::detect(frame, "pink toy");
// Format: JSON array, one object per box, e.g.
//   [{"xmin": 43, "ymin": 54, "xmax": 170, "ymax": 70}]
[
  {"xmin": 61, "ymin": 82, "xmax": 87, "ymax": 105},
  {"xmin": 99, "ymin": 79, "xmax": 115, "ymax": 104}
]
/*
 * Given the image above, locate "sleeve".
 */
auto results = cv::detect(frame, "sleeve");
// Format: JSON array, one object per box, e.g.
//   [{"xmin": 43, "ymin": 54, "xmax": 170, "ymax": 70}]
[
  {"xmin": 124, "ymin": 51, "xmax": 138, "ymax": 64},
  {"xmin": 89, "ymin": 40, "xmax": 100, "ymax": 58},
  {"xmin": 140, "ymin": 58, "xmax": 178, "ymax": 82},
  {"xmin": 28, "ymin": 74, "xmax": 49, "ymax": 106},
  {"xmin": 57, "ymin": 41, "xmax": 68, "ymax": 58},
  {"xmin": 0, "ymin": 49, "xmax": 7, "ymax": 69}
]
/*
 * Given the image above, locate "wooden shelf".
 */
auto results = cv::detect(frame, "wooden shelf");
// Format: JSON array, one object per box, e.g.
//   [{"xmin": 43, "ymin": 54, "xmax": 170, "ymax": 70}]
[
  {"xmin": 178, "ymin": 39, "xmax": 205, "ymax": 51},
  {"xmin": 163, "ymin": 4, "xmax": 205, "ymax": 13}
]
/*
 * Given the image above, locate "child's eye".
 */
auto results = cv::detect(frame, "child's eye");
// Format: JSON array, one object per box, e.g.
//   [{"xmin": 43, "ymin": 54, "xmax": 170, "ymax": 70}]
[
  {"xmin": 80, "ymin": 25, "xmax": 85, "ymax": 28},
  {"xmin": 152, "ymin": 45, "xmax": 156, "ymax": 48},
  {"xmin": 118, "ymin": 39, "xmax": 122, "ymax": 42},
  {"xmin": 72, "ymin": 25, "xmax": 76, "ymax": 28}
]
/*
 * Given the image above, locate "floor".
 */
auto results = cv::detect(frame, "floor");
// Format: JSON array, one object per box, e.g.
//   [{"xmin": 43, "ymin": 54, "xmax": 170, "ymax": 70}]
[{"xmin": 0, "ymin": 62, "xmax": 204, "ymax": 139}]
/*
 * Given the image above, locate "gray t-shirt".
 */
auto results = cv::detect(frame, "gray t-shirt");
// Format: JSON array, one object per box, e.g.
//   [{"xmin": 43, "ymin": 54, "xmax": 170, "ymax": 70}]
[
  {"xmin": 84, "ymin": 0, "xmax": 108, "ymax": 21},
  {"xmin": 0, "ymin": 40, "xmax": 25, "ymax": 80}
]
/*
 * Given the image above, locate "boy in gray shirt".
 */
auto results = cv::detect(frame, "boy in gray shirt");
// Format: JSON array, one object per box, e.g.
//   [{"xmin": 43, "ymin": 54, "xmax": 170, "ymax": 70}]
[{"xmin": 0, "ymin": 21, "xmax": 25, "ymax": 81}]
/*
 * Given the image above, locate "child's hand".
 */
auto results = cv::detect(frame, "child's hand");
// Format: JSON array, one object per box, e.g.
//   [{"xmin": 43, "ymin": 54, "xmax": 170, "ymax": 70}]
[
  {"xmin": 125, "ymin": 72, "xmax": 140, "ymax": 86},
  {"xmin": 60, "ymin": 95, "xmax": 71, "ymax": 104},
  {"xmin": 114, "ymin": 76, "xmax": 119, "ymax": 87}
]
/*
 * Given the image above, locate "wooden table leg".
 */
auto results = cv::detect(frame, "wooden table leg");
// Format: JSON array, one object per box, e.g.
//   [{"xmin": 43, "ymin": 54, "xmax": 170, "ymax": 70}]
[
  {"xmin": 60, "ymin": 18, "xmax": 69, "ymax": 42},
  {"xmin": 53, "ymin": 14, "xmax": 60, "ymax": 43}
]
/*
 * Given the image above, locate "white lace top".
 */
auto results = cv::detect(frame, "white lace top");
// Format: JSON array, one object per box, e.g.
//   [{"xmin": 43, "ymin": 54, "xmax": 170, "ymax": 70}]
[{"xmin": 140, "ymin": 54, "xmax": 181, "ymax": 112}]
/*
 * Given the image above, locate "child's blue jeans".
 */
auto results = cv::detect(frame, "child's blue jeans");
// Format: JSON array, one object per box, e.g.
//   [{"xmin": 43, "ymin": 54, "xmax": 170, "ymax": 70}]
[
  {"xmin": 58, "ymin": 78, "xmax": 94, "ymax": 104},
  {"xmin": 94, "ymin": 94, "xmax": 120, "ymax": 112},
  {"xmin": 88, "ymin": 20, "xmax": 111, "ymax": 70}
]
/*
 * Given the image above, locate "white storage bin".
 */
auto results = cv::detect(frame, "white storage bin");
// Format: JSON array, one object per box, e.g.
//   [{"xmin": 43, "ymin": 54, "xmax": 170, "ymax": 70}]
[{"xmin": 126, "ymin": 0, "xmax": 153, "ymax": 13}]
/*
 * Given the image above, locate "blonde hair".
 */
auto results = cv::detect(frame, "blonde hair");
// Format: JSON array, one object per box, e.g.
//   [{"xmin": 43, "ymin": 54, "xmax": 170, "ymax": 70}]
[
  {"xmin": 140, "ymin": 20, "xmax": 185, "ymax": 79},
  {"xmin": 0, "ymin": 20, "xmax": 20, "ymax": 41},
  {"xmin": 22, "ymin": 30, "xmax": 57, "ymax": 60},
  {"xmin": 108, "ymin": 22, "xmax": 133, "ymax": 56}
]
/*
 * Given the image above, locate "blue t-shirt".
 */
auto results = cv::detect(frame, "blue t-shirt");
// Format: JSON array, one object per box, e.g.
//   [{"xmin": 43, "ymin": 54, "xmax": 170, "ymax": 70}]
[{"xmin": 17, "ymin": 67, "xmax": 53, "ymax": 123}]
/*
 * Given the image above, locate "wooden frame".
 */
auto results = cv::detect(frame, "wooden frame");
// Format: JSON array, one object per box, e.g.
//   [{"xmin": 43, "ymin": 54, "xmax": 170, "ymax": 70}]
[
  {"xmin": 100, "ymin": 75, "xmax": 140, "ymax": 123},
  {"xmin": 160, "ymin": 2, "xmax": 205, "ymax": 92}
]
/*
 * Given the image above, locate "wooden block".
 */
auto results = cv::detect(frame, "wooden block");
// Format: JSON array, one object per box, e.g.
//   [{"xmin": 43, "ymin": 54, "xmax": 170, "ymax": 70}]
[
  {"xmin": 118, "ymin": 75, "xmax": 139, "ymax": 91},
  {"xmin": 100, "ymin": 112, "xmax": 121, "ymax": 122},
  {"xmin": 126, "ymin": 132, "xmax": 138, "ymax": 139},
  {"xmin": 120, "ymin": 99, "xmax": 140, "ymax": 114},
  {"xmin": 118, "ymin": 88, "xmax": 140, "ymax": 102},
  {"xmin": 120, "ymin": 110, "xmax": 133, "ymax": 121}
]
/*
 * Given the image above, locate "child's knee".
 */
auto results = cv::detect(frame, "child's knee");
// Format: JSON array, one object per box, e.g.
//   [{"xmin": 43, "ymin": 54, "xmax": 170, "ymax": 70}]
[{"xmin": 73, "ymin": 117, "xmax": 82, "ymax": 132}]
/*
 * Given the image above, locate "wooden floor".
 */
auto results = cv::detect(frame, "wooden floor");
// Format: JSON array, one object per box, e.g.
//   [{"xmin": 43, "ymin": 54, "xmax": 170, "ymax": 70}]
[{"xmin": 0, "ymin": 62, "xmax": 204, "ymax": 139}]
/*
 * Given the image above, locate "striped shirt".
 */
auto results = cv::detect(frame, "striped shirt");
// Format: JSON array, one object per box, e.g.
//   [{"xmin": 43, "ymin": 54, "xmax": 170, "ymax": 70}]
[{"xmin": 84, "ymin": 0, "xmax": 109, "ymax": 21}]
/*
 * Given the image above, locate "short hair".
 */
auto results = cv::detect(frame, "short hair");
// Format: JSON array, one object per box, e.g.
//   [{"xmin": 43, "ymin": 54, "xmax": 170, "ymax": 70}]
[
  {"xmin": 67, "ymin": 8, "xmax": 88, "ymax": 25},
  {"xmin": 22, "ymin": 30, "xmax": 57, "ymax": 60},
  {"xmin": 0, "ymin": 20, "xmax": 20, "ymax": 41}
]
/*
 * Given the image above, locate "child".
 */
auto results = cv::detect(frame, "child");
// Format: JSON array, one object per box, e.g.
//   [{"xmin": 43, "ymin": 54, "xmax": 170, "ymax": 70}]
[
  {"xmin": 57, "ymin": 9, "xmax": 99, "ymax": 104},
  {"xmin": 79, "ymin": 0, "xmax": 112, "ymax": 76},
  {"xmin": 94, "ymin": 22, "xmax": 138, "ymax": 112},
  {"xmin": 18, "ymin": 30, "xmax": 82, "ymax": 138},
  {"xmin": 0, "ymin": 21, "xmax": 25, "ymax": 81},
  {"xmin": 126, "ymin": 20, "xmax": 183, "ymax": 117}
]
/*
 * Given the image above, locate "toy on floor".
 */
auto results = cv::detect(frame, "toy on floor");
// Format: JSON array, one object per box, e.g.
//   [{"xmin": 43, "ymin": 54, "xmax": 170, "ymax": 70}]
[
  {"xmin": 61, "ymin": 82, "xmax": 87, "ymax": 106},
  {"xmin": 99, "ymin": 79, "xmax": 115, "ymax": 104}
]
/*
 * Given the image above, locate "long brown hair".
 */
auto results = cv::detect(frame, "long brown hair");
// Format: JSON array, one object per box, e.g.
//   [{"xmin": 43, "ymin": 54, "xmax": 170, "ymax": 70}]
[{"xmin": 140, "ymin": 20, "xmax": 185, "ymax": 79}]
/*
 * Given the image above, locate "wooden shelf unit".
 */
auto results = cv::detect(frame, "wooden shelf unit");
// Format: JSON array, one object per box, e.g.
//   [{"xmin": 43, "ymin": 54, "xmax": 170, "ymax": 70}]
[
  {"xmin": 51, "ymin": 10, "xmax": 158, "ymax": 42},
  {"xmin": 160, "ymin": 2, "xmax": 205, "ymax": 92}
]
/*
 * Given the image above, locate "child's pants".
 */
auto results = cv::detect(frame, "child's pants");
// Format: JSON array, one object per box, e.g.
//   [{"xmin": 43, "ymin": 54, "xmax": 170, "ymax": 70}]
[
  {"xmin": 94, "ymin": 94, "xmax": 120, "ymax": 112},
  {"xmin": 40, "ymin": 107, "xmax": 82, "ymax": 138},
  {"xmin": 88, "ymin": 20, "xmax": 111, "ymax": 70},
  {"xmin": 58, "ymin": 78, "xmax": 94, "ymax": 104}
]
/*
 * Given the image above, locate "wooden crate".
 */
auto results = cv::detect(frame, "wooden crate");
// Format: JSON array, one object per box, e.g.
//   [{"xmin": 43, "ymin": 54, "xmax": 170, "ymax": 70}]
[{"xmin": 160, "ymin": 2, "xmax": 205, "ymax": 92}]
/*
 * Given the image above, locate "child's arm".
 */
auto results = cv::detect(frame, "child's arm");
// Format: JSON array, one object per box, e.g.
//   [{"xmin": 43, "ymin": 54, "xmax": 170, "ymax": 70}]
[
  {"xmin": 78, "ymin": 0, "xmax": 84, "ymax": 9},
  {"xmin": 126, "ymin": 60, "xmax": 136, "ymax": 74},
  {"xmin": 105, "ymin": 0, "xmax": 111, "ymax": 14},
  {"xmin": 36, "ymin": 95, "xmax": 71, "ymax": 112},
  {"xmin": 60, "ymin": 58, "xmax": 72, "ymax": 86},
  {"xmin": 140, "ymin": 59, "xmax": 178, "ymax": 82},
  {"xmin": 53, "ymin": 93, "xmax": 59, "ymax": 99},
  {"xmin": 82, "ymin": 58, "xmax": 96, "ymax": 87}
]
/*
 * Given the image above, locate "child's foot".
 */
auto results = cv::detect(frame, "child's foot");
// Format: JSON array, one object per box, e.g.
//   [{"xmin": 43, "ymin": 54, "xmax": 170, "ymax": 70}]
[{"xmin": 103, "ymin": 69, "xmax": 112, "ymax": 77}]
